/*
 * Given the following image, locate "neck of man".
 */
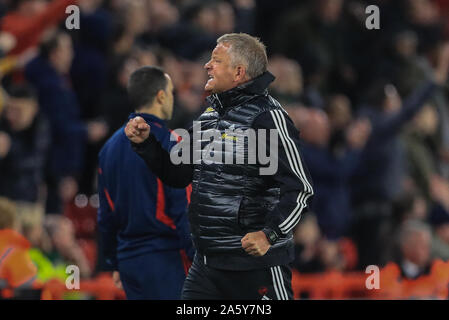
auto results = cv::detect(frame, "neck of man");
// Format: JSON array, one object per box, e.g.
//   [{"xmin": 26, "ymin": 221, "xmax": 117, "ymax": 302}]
[{"xmin": 136, "ymin": 104, "xmax": 165, "ymax": 120}]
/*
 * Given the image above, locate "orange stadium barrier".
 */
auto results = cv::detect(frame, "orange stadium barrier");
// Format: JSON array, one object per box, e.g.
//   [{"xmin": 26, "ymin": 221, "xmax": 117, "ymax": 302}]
[
  {"xmin": 292, "ymin": 270, "xmax": 367, "ymax": 299},
  {"xmin": 292, "ymin": 260, "xmax": 449, "ymax": 300},
  {"xmin": 39, "ymin": 273, "xmax": 126, "ymax": 300},
  {"xmin": 4, "ymin": 262, "xmax": 449, "ymax": 299}
]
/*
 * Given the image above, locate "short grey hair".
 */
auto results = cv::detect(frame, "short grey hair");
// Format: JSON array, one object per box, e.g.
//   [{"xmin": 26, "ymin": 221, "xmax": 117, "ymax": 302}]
[
  {"xmin": 399, "ymin": 220, "xmax": 431, "ymax": 246},
  {"xmin": 217, "ymin": 33, "xmax": 268, "ymax": 79}
]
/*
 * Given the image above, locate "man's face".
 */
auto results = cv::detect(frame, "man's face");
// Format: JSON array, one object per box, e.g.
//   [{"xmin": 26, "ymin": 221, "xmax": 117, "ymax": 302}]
[
  {"xmin": 5, "ymin": 97, "xmax": 38, "ymax": 131},
  {"xmin": 51, "ymin": 34, "xmax": 74, "ymax": 74},
  {"xmin": 403, "ymin": 231, "xmax": 431, "ymax": 267},
  {"xmin": 204, "ymin": 43, "xmax": 238, "ymax": 94},
  {"xmin": 19, "ymin": 0, "xmax": 46, "ymax": 16},
  {"xmin": 161, "ymin": 74, "xmax": 174, "ymax": 120}
]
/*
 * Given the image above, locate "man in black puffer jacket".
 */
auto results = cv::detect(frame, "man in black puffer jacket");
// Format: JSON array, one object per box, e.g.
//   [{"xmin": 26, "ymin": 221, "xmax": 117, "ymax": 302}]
[{"xmin": 125, "ymin": 33, "xmax": 314, "ymax": 300}]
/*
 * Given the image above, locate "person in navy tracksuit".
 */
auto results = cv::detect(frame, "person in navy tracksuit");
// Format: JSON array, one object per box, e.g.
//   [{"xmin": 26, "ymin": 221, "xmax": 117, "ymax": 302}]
[{"xmin": 97, "ymin": 66, "xmax": 194, "ymax": 300}]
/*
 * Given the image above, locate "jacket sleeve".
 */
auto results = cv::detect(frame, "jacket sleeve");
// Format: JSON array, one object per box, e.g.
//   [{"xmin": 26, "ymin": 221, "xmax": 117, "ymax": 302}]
[
  {"xmin": 131, "ymin": 132, "xmax": 193, "ymax": 188},
  {"xmin": 97, "ymin": 165, "xmax": 118, "ymax": 270},
  {"xmin": 253, "ymin": 109, "xmax": 314, "ymax": 236}
]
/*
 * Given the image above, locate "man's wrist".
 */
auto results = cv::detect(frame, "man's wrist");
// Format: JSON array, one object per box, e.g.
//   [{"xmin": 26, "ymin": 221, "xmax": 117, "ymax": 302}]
[{"xmin": 262, "ymin": 227, "xmax": 280, "ymax": 245}]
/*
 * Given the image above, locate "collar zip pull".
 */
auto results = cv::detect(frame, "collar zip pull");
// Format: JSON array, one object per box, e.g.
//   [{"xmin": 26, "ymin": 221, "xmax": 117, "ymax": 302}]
[{"xmin": 214, "ymin": 93, "xmax": 224, "ymax": 111}]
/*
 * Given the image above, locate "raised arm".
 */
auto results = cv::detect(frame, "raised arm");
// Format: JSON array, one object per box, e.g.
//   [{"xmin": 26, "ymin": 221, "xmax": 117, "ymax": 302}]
[{"xmin": 125, "ymin": 116, "xmax": 193, "ymax": 188}]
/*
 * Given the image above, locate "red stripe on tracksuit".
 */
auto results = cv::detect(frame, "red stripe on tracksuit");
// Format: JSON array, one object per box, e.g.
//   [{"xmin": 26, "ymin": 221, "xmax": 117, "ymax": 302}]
[
  {"xmin": 104, "ymin": 188, "xmax": 115, "ymax": 212},
  {"xmin": 99, "ymin": 167, "xmax": 115, "ymax": 212},
  {"xmin": 179, "ymin": 249, "xmax": 192, "ymax": 275},
  {"xmin": 155, "ymin": 178, "xmax": 176, "ymax": 229},
  {"xmin": 185, "ymin": 184, "xmax": 192, "ymax": 204},
  {"xmin": 155, "ymin": 180, "xmax": 192, "ymax": 273}
]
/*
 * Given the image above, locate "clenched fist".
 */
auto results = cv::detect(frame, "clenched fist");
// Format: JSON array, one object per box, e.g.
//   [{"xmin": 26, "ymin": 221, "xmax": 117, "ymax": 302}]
[
  {"xmin": 125, "ymin": 116, "xmax": 150, "ymax": 144},
  {"xmin": 241, "ymin": 231, "xmax": 270, "ymax": 256}
]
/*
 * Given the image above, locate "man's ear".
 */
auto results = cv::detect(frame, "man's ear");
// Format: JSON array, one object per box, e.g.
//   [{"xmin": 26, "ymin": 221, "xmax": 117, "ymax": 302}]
[
  {"xmin": 234, "ymin": 65, "xmax": 248, "ymax": 82},
  {"xmin": 156, "ymin": 89, "xmax": 166, "ymax": 104}
]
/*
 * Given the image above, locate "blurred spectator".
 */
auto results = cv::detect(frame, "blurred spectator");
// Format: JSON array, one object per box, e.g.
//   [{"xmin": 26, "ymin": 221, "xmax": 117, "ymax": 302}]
[
  {"xmin": 404, "ymin": 0, "xmax": 445, "ymax": 54},
  {"xmin": 17, "ymin": 207, "xmax": 92, "ymax": 282},
  {"xmin": 326, "ymin": 94, "xmax": 355, "ymax": 152},
  {"xmin": 18, "ymin": 202, "xmax": 50, "ymax": 253},
  {"xmin": 273, "ymin": 0, "xmax": 354, "ymax": 96},
  {"xmin": 402, "ymin": 103, "xmax": 440, "ymax": 199},
  {"xmin": 44, "ymin": 215, "xmax": 92, "ymax": 278},
  {"xmin": 0, "ymin": 84, "xmax": 50, "ymax": 203},
  {"xmin": 147, "ymin": 0, "xmax": 180, "ymax": 33},
  {"xmin": 70, "ymin": 0, "xmax": 113, "ymax": 195},
  {"xmin": 0, "ymin": 32, "xmax": 16, "ymax": 57},
  {"xmin": 299, "ymin": 105, "xmax": 370, "ymax": 240},
  {"xmin": 168, "ymin": 60, "xmax": 207, "ymax": 129},
  {"xmin": 293, "ymin": 213, "xmax": 359, "ymax": 273},
  {"xmin": 0, "ymin": 197, "xmax": 38, "ymax": 290},
  {"xmin": 293, "ymin": 214, "xmax": 322, "ymax": 273},
  {"xmin": 112, "ymin": 0, "xmax": 149, "ymax": 56},
  {"xmin": 99, "ymin": 54, "xmax": 138, "ymax": 134},
  {"xmin": 350, "ymin": 44, "xmax": 449, "ymax": 268},
  {"xmin": 398, "ymin": 220, "xmax": 433, "ymax": 279},
  {"xmin": 155, "ymin": 0, "xmax": 216, "ymax": 60},
  {"xmin": 233, "ymin": 0, "xmax": 256, "ymax": 35},
  {"xmin": 214, "ymin": 1, "xmax": 235, "ymax": 35},
  {"xmin": 380, "ymin": 191, "xmax": 429, "ymax": 265},
  {"xmin": 25, "ymin": 30, "xmax": 107, "ymax": 214},
  {"xmin": 268, "ymin": 55, "xmax": 304, "ymax": 105},
  {"xmin": 71, "ymin": 0, "xmax": 112, "ymax": 119},
  {"xmin": 0, "ymin": 0, "xmax": 77, "ymax": 55},
  {"xmin": 378, "ymin": 29, "xmax": 425, "ymax": 96}
]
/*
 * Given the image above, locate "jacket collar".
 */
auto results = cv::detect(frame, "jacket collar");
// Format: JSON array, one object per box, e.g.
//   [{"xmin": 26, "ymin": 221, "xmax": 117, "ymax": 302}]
[{"xmin": 206, "ymin": 71, "xmax": 275, "ymax": 112}]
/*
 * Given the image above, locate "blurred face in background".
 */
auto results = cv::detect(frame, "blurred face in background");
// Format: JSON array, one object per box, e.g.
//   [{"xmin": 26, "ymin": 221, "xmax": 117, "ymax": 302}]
[
  {"xmin": 316, "ymin": 0, "xmax": 344, "ymax": 24},
  {"xmin": 214, "ymin": 2, "xmax": 235, "ymax": 34},
  {"xmin": 50, "ymin": 33, "xmax": 74, "ymax": 75},
  {"xmin": 177, "ymin": 61, "xmax": 208, "ymax": 113},
  {"xmin": 394, "ymin": 31, "xmax": 418, "ymax": 59},
  {"xmin": 300, "ymin": 109, "xmax": 331, "ymax": 147},
  {"xmin": 407, "ymin": 0, "xmax": 439, "ymax": 25},
  {"xmin": 5, "ymin": 97, "xmax": 38, "ymax": 132},
  {"xmin": 126, "ymin": 0, "xmax": 148, "ymax": 36},
  {"xmin": 148, "ymin": 0, "xmax": 179, "ymax": 32},
  {"xmin": 204, "ymin": 42, "xmax": 242, "ymax": 93},
  {"xmin": 401, "ymin": 230, "xmax": 431, "ymax": 268},
  {"xmin": 269, "ymin": 56, "xmax": 303, "ymax": 96},
  {"xmin": 194, "ymin": 6, "xmax": 216, "ymax": 32},
  {"xmin": 18, "ymin": 0, "xmax": 46, "ymax": 16}
]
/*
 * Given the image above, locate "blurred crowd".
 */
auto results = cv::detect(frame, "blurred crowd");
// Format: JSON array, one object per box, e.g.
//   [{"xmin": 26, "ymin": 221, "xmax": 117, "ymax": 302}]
[{"xmin": 1, "ymin": 0, "xmax": 449, "ymax": 296}]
